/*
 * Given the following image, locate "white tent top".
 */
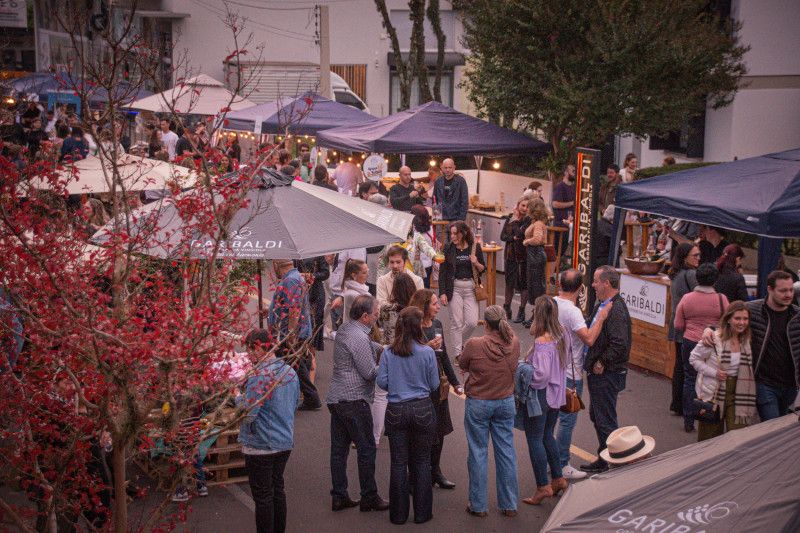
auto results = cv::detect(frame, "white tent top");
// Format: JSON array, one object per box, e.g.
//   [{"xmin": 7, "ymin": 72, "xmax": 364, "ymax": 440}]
[
  {"xmin": 30, "ymin": 154, "xmax": 196, "ymax": 195},
  {"xmin": 126, "ymin": 74, "xmax": 254, "ymax": 116}
]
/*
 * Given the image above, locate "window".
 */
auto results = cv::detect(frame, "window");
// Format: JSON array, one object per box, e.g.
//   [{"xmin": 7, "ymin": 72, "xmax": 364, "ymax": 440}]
[
  {"xmin": 334, "ymin": 90, "xmax": 366, "ymax": 110},
  {"xmin": 389, "ymin": 70, "xmax": 453, "ymax": 114}
]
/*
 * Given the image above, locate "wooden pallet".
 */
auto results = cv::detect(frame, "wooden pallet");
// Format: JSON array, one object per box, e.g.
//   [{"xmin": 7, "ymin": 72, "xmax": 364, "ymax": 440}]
[{"xmin": 203, "ymin": 428, "xmax": 247, "ymax": 486}]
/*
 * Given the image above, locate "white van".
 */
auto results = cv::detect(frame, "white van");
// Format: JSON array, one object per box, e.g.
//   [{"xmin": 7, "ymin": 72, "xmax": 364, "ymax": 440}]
[{"xmin": 331, "ymin": 72, "xmax": 370, "ymax": 114}]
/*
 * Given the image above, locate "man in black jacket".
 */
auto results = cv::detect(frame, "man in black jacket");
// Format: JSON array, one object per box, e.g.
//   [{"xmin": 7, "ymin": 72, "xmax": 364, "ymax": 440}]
[{"xmin": 580, "ymin": 266, "xmax": 632, "ymax": 473}]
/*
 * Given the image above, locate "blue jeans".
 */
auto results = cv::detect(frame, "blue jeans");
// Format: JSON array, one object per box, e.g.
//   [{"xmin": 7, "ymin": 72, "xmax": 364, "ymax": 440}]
[
  {"xmin": 587, "ymin": 370, "xmax": 627, "ymax": 456},
  {"xmin": 464, "ymin": 396, "xmax": 518, "ymax": 513},
  {"xmin": 556, "ymin": 377, "xmax": 583, "ymax": 467},
  {"xmin": 756, "ymin": 382, "xmax": 799, "ymax": 421},
  {"xmin": 523, "ymin": 388, "xmax": 562, "ymax": 487},
  {"xmin": 681, "ymin": 340, "xmax": 699, "ymax": 428},
  {"xmin": 328, "ymin": 400, "xmax": 378, "ymax": 501}
]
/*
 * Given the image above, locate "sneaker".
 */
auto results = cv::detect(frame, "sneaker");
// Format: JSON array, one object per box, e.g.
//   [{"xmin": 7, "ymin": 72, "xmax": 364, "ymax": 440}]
[
  {"xmin": 196, "ymin": 481, "xmax": 209, "ymax": 497},
  {"xmin": 562, "ymin": 464, "xmax": 588, "ymax": 480},
  {"xmin": 171, "ymin": 486, "xmax": 189, "ymax": 502}
]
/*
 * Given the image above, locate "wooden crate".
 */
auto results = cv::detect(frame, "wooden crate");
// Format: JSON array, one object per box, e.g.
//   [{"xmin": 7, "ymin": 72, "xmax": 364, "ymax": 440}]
[{"xmin": 204, "ymin": 428, "xmax": 247, "ymax": 486}]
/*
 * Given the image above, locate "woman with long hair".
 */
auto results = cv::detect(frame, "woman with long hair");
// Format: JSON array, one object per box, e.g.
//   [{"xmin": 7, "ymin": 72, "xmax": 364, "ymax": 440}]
[
  {"xmin": 690, "ymin": 301, "xmax": 756, "ymax": 441},
  {"xmin": 409, "ymin": 289, "xmax": 463, "ymax": 490},
  {"xmin": 340, "ymin": 259, "xmax": 371, "ymax": 324},
  {"xmin": 522, "ymin": 198, "xmax": 549, "ymax": 328},
  {"xmin": 714, "ymin": 244, "xmax": 748, "ymax": 303},
  {"xmin": 459, "ymin": 305, "xmax": 520, "ymax": 517},
  {"xmin": 674, "ymin": 263, "xmax": 729, "ymax": 433},
  {"xmin": 667, "ymin": 242, "xmax": 700, "ymax": 416},
  {"xmin": 408, "ymin": 205, "xmax": 438, "ymax": 287},
  {"xmin": 621, "ymin": 153, "xmax": 637, "ymax": 182},
  {"xmin": 438, "ymin": 221, "xmax": 485, "ymax": 359},
  {"xmin": 500, "ymin": 197, "xmax": 530, "ymax": 323},
  {"xmin": 522, "ymin": 295, "xmax": 570, "ymax": 506},
  {"xmin": 376, "ymin": 307, "xmax": 440, "ymax": 525},
  {"xmin": 79, "ymin": 197, "xmax": 110, "ymax": 235}
]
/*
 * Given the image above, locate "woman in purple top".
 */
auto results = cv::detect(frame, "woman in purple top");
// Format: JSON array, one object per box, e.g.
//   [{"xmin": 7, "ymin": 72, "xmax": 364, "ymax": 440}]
[{"xmin": 522, "ymin": 295, "xmax": 570, "ymax": 506}]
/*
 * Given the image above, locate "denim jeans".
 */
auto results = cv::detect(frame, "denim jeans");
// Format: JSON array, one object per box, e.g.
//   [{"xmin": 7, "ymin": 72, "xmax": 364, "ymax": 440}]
[
  {"xmin": 328, "ymin": 401, "xmax": 378, "ymax": 501},
  {"xmin": 385, "ymin": 397, "xmax": 436, "ymax": 524},
  {"xmin": 245, "ymin": 450, "xmax": 291, "ymax": 533},
  {"xmin": 681, "ymin": 340, "xmax": 699, "ymax": 428},
  {"xmin": 756, "ymin": 382, "xmax": 799, "ymax": 421},
  {"xmin": 556, "ymin": 377, "xmax": 583, "ymax": 467},
  {"xmin": 587, "ymin": 370, "xmax": 627, "ymax": 457},
  {"xmin": 464, "ymin": 396, "xmax": 518, "ymax": 513},
  {"xmin": 523, "ymin": 388, "xmax": 562, "ymax": 487}
]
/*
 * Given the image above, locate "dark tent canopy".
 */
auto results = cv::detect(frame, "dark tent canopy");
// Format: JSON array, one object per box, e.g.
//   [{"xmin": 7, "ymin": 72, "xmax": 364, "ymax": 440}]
[
  {"xmin": 614, "ymin": 148, "xmax": 800, "ymax": 295},
  {"xmin": 224, "ymin": 92, "xmax": 377, "ymax": 135},
  {"xmin": 615, "ymin": 148, "xmax": 800, "ymax": 238},
  {"xmin": 316, "ymin": 101, "xmax": 549, "ymax": 156},
  {"xmin": 10, "ymin": 72, "xmax": 152, "ymax": 105}
]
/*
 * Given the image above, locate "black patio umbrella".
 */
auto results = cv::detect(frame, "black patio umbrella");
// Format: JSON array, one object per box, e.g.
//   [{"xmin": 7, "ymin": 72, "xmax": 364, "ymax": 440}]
[{"xmin": 94, "ymin": 169, "xmax": 412, "ymax": 324}]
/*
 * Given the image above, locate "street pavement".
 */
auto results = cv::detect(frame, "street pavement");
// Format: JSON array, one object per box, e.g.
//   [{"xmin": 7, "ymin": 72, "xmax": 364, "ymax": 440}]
[{"xmin": 166, "ymin": 287, "xmax": 698, "ymax": 532}]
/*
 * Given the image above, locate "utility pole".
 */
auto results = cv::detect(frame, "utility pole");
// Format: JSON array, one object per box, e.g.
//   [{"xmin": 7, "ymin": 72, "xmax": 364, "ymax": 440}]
[{"xmin": 318, "ymin": 4, "xmax": 332, "ymax": 99}]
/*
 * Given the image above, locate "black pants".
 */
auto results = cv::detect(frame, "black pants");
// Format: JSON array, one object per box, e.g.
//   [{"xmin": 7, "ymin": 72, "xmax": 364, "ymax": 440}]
[
  {"xmin": 681, "ymin": 341, "xmax": 699, "ymax": 428},
  {"xmin": 385, "ymin": 397, "xmax": 436, "ymax": 524},
  {"xmin": 670, "ymin": 341, "xmax": 684, "ymax": 413},
  {"xmin": 245, "ymin": 451, "xmax": 291, "ymax": 533},
  {"xmin": 328, "ymin": 401, "xmax": 378, "ymax": 501},
  {"xmin": 430, "ymin": 433, "xmax": 444, "ymax": 476},
  {"xmin": 296, "ymin": 355, "xmax": 321, "ymax": 408},
  {"xmin": 587, "ymin": 370, "xmax": 627, "ymax": 458},
  {"xmin": 526, "ymin": 245, "xmax": 546, "ymax": 306}
]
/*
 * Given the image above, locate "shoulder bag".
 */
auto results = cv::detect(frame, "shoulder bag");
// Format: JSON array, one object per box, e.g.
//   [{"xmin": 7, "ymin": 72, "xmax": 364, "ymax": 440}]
[
  {"xmin": 560, "ymin": 343, "xmax": 585, "ymax": 413},
  {"xmin": 691, "ymin": 338, "xmax": 722, "ymax": 423},
  {"xmin": 471, "ymin": 242, "xmax": 488, "ymax": 302}
]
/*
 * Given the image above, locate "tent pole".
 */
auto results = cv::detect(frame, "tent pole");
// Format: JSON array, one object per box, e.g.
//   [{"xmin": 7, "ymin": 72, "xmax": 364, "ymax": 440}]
[
  {"xmin": 609, "ymin": 208, "xmax": 626, "ymax": 268},
  {"xmin": 256, "ymin": 259, "xmax": 264, "ymax": 328},
  {"xmin": 757, "ymin": 237, "xmax": 783, "ymax": 298},
  {"xmin": 474, "ymin": 155, "xmax": 483, "ymax": 194}
]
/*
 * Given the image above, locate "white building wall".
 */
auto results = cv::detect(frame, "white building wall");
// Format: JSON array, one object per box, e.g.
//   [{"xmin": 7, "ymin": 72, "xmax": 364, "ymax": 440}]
[{"xmin": 163, "ymin": 0, "xmax": 466, "ymax": 117}]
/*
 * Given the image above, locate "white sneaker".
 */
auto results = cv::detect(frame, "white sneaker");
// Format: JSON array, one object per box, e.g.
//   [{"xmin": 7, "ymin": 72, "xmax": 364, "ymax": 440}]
[{"xmin": 562, "ymin": 464, "xmax": 588, "ymax": 480}]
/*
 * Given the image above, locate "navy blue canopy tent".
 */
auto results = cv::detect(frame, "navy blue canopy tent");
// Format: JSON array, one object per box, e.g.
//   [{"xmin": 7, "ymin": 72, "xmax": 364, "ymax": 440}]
[
  {"xmin": 614, "ymin": 148, "xmax": 800, "ymax": 295},
  {"xmin": 316, "ymin": 101, "xmax": 549, "ymax": 156},
  {"xmin": 10, "ymin": 72, "xmax": 152, "ymax": 106},
  {"xmin": 224, "ymin": 92, "xmax": 377, "ymax": 135}
]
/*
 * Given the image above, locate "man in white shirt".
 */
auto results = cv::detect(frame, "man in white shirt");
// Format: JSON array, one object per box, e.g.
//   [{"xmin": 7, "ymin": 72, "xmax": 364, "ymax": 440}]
[
  {"xmin": 376, "ymin": 245, "xmax": 424, "ymax": 307},
  {"xmin": 553, "ymin": 269, "xmax": 612, "ymax": 479},
  {"xmin": 159, "ymin": 119, "xmax": 179, "ymax": 161}
]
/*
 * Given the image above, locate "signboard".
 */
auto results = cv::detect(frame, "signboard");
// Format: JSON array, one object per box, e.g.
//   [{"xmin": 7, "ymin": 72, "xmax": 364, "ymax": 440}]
[
  {"xmin": 619, "ymin": 274, "xmax": 667, "ymax": 327},
  {"xmin": 571, "ymin": 147, "xmax": 601, "ymax": 312},
  {"xmin": 363, "ymin": 153, "xmax": 387, "ymax": 181},
  {"xmin": 0, "ymin": 0, "xmax": 27, "ymax": 28}
]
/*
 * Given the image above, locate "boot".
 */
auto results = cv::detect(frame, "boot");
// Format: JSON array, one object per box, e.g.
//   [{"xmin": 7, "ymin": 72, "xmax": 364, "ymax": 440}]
[
  {"xmin": 503, "ymin": 303, "xmax": 512, "ymax": 319},
  {"xmin": 522, "ymin": 485, "xmax": 553, "ymax": 505},
  {"xmin": 550, "ymin": 477, "xmax": 568, "ymax": 496},
  {"xmin": 512, "ymin": 306, "xmax": 526, "ymax": 324},
  {"xmin": 432, "ymin": 469, "xmax": 455, "ymax": 489}
]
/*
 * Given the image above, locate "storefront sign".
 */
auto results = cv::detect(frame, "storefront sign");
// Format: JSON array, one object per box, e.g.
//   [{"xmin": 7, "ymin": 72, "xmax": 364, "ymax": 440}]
[
  {"xmin": 0, "ymin": 0, "xmax": 27, "ymax": 28},
  {"xmin": 620, "ymin": 274, "xmax": 667, "ymax": 327},
  {"xmin": 571, "ymin": 147, "xmax": 601, "ymax": 312},
  {"xmin": 363, "ymin": 154, "xmax": 387, "ymax": 181}
]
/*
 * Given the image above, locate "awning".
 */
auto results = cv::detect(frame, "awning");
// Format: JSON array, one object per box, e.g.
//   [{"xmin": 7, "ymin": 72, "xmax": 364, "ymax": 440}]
[{"xmin": 135, "ymin": 10, "xmax": 191, "ymax": 19}]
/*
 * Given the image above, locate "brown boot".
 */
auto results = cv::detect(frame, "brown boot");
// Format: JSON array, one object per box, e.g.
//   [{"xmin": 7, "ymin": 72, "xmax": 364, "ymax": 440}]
[
  {"xmin": 551, "ymin": 477, "xmax": 568, "ymax": 496},
  {"xmin": 522, "ymin": 485, "xmax": 553, "ymax": 505}
]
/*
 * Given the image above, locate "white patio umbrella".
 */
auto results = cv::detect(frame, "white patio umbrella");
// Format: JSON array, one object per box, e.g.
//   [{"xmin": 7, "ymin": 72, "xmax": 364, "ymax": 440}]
[
  {"xmin": 30, "ymin": 154, "xmax": 196, "ymax": 195},
  {"xmin": 125, "ymin": 74, "xmax": 254, "ymax": 116}
]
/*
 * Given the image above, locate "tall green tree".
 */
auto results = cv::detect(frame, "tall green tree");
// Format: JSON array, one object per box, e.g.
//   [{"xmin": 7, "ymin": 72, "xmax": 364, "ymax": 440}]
[{"xmin": 457, "ymin": 0, "xmax": 748, "ymax": 163}]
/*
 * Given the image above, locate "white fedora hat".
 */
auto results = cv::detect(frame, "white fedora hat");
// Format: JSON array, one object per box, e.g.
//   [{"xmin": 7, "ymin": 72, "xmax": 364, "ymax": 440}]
[{"xmin": 599, "ymin": 426, "xmax": 656, "ymax": 465}]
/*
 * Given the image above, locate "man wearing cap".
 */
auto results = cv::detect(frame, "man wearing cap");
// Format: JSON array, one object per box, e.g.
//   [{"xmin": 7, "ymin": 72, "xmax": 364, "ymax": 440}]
[{"xmin": 600, "ymin": 426, "xmax": 655, "ymax": 468}]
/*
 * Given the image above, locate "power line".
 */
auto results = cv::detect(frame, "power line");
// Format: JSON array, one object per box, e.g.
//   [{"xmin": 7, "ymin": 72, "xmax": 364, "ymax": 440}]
[{"xmin": 188, "ymin": 0, "xmax": 318, "ymax": 43}]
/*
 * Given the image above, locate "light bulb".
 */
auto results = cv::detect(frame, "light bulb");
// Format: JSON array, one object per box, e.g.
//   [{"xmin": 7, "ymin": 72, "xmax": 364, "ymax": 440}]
[
  {"xmin": 384, "ymin": 159, "xmax": 389, "ymax": 164},
  {"xmin": 332, "ymin": 151, "xmax": 337, "ymax": 156},
  {"xmin": 348, "ymin": 156, "xmax": 353, "ymax": 162},
  {"xmin": 492, "ymin": 161, "xmax": 500, "ymax": 170},
  {"xmin": 429, "ymin": 159, "xmax": 436, "ymax": 167},
  {"xmin": 361, "ymin": 154, "xmax": 366, "ymax": 159}
]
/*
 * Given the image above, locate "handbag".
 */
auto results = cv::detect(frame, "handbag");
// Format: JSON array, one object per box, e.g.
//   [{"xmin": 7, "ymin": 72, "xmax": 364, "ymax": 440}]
[
  {"xmin": 560, "ymin": 346, "xmax": 585, "ymax": 413},
  {"xmin": 471, "ymin": 242, "xmax": 488, "ymax": 301},
  {"xmin": 691, "ymin": 338, "xmax": 722, "ymax": 423}
]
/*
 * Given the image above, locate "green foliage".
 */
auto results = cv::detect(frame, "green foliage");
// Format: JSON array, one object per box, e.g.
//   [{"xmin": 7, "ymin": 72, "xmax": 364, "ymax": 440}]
[
  {"xmin": 458, "ymin": 0, "xmax": 748, "ymax": 153},
  {"xmin": 634, "ymin": 162, "xmax": 718, "ymax": 180}
]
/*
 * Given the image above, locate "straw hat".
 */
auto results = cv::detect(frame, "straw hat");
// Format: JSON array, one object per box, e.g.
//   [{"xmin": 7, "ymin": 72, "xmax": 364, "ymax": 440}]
[{"xmin": 599, "ymin": 426, "xmax": 656, "ymax": 465}]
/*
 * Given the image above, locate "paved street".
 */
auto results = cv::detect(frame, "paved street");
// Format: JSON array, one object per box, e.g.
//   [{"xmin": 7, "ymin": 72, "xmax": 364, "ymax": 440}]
[{"xmin": 156, "ymin": 288, "xmax": 697, "ymax": 532}]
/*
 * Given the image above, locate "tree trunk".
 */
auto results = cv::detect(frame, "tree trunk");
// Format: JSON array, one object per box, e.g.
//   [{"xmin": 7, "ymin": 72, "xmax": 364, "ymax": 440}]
[
  {"xmin": 409, "ymin": 0, "xmax": 432, "ymax": 104},
  {"xmin": 426, "ymin": 0, "xmax": 446, "ymax": 102},
  {"xmin": 112, "ymin": 443, "xmax": 127, "ymax": 533},
  {"xmin": 375, "ymin": 0, "xmax": 412, "ymax": 110}
]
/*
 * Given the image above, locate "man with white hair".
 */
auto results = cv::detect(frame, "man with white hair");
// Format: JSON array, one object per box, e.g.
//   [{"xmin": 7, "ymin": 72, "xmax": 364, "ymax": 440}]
[
  {"xmin": 388, "ymin": 166, "xmax": 426, "ymax": 212},
  {"xmin": 432, "ymin": 158, "xmax": 468, "ymax": 222}
]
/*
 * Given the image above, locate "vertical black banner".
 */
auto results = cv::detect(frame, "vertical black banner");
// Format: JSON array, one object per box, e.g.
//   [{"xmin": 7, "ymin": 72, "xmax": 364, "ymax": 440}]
[{"xmin": 571, "ymin": 148, "xmax": 601, "ymax": 313}]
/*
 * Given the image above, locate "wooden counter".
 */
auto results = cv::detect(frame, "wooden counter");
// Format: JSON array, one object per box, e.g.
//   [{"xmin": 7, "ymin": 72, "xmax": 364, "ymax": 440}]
[{"xmin": 617, "ymin": 270, "xmax": 676, "ymax": 378}]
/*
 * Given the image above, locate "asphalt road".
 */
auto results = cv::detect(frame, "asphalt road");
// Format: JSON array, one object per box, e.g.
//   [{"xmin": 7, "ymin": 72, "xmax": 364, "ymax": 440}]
[{"xmin": 161, "ymin": 288, "xmax": 698, "ymax": 533}]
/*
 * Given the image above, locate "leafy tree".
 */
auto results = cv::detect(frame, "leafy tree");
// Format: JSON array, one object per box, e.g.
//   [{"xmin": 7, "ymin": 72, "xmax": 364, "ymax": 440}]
[{"xmin": 457, "ymin": 0, "xmax": 748, "ymax": 164}]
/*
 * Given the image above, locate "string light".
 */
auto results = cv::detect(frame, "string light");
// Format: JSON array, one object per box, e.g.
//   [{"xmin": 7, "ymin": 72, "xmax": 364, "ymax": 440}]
[
  {"xmin": 347, "ymin": 156, "xmax": 353, "ymax": 162},
  {"xmin": 429, "ymin": 159, "xmax": 436, "ymax": 167},
  {"xmin": 361, "ymin": 154, "xmax": 366, "ymax": 159},
  {"xmin": 326, "ymin": 158, "xmax": 330, "ymax": 163},
  {"xmin": 304, "ymin": 135, "xmax": 309, "ymax": 139},
  {"xmin": 384, "ymin": 158, "xmax": 389, "ymax": 164},
  {"xmin": 332, "ymin": 151, "xmax": 337, "ymax": 156},
  {"xmin": 492, "ymin": 161, "xmax": 500, "ymax": 170}
]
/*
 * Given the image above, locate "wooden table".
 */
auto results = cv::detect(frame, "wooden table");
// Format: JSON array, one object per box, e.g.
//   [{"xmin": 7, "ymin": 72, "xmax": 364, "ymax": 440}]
[
  {"xmin": 481, "ymin": 244, "xmax": 503, "ymax": 306},
  {"xmin": 432, "ymin": 219, "xmax": 450, "ymax": 246}
]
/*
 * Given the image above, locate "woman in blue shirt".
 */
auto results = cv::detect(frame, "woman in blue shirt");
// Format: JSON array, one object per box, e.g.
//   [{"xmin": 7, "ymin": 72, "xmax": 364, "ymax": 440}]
[{"xmin": 377, "ymin": 307, "xmax": 440, "ymax": 525}]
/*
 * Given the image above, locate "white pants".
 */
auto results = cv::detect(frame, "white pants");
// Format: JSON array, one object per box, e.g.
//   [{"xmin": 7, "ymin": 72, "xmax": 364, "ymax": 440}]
[
  {"xmin": 449, "ymin": 279, "xmax": 479, "ymax": 357},
  {"xmin": 371, "ymin": 385, "xmax": 388, "ymax": 445}
]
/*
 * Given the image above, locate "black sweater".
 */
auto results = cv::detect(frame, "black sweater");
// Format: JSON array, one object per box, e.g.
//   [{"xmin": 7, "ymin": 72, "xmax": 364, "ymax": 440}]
[{"xmin": 584, "ymin": 293, "xmax": 632, "ymax": 373}]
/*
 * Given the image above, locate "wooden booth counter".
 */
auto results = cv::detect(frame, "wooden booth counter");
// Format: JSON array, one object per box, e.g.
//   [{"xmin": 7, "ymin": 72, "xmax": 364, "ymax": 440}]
[{"xmin": 616, "ymin": 270, "xmax": 676, "ymax": 378}]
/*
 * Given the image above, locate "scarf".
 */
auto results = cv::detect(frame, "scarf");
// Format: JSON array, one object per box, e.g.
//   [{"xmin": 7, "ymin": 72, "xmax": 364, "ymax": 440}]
[{"xmin": 713, "ymin": 336, "xmax": 757, "ymax": 425}]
